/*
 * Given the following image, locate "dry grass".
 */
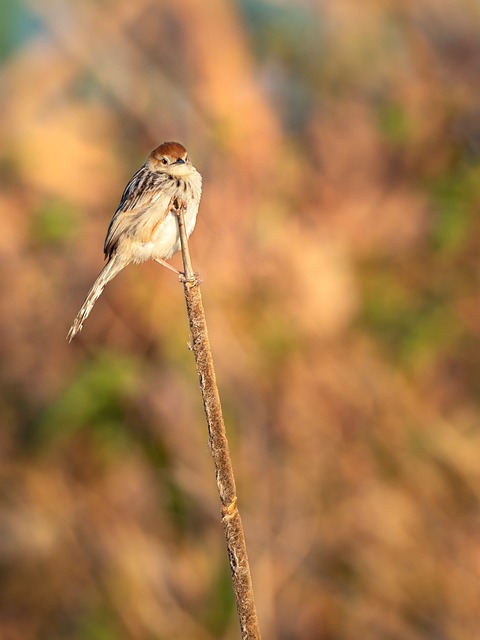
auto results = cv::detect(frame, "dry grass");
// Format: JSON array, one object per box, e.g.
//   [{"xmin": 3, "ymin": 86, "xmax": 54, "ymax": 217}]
[
  {"xmin": 176, "ymin": 201, "xmax": 260, "ymax": 639},
  {"xmin": 1, "ymin": 1, "xmax": 480, "ymax": 638}
]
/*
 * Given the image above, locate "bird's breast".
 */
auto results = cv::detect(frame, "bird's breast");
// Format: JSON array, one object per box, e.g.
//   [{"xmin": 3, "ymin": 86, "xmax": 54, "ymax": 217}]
[{"xmin": 131, "ymin": 177, "xmax": 200, "ymax": 264}]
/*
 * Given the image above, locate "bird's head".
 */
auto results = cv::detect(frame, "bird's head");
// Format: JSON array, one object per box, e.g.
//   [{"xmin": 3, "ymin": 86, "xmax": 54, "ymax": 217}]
[{"xmin": 148, "ymin": 141, "xmax": 193, "ymax": 176}]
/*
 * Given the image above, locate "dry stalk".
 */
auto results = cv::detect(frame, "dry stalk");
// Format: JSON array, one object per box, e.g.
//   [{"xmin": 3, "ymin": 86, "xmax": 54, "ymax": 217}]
[{"xmin": 174, "ymin": 200, "xmax": 261, "ymax": 640}]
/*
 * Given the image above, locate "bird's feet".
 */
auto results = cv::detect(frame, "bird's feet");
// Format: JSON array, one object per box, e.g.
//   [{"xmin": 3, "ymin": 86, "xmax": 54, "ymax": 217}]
[{"xmin": 178, "ymin": 271, "xmax": 202, "ymax": 286}]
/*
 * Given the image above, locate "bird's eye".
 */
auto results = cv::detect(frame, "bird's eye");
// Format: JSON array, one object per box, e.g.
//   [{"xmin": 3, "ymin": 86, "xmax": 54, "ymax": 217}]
[
  {"xmin": 161, "ymin": 157, "xmax": 168, "ymax": 165},
  {"xmin": 185, "ymin": 155, "xmax": 189, "ymax": 163}
]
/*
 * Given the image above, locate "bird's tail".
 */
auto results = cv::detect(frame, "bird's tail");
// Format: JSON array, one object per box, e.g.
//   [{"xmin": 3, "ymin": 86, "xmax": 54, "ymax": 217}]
[{"xmin": 67, "ymin": 257, "xmax": 125, "ymax": 342}]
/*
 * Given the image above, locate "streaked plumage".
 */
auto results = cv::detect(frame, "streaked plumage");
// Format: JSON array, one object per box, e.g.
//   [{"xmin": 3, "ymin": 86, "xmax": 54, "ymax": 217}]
[{"xmin": 67, "ymin": 142, "xmax": 202, "ymax": 341}]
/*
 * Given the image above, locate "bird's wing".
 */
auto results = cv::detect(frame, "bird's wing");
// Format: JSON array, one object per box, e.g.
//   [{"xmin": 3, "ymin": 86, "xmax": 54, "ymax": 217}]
[{"xmin": 104, "ymin": 165, "xmax": 172, "ymax": 257}]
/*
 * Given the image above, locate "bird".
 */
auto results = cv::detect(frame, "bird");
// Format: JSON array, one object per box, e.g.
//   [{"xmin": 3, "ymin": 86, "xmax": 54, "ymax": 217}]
[{"xmin": 67, "ymin": 141, "xmax": 202, "ymax": 341}]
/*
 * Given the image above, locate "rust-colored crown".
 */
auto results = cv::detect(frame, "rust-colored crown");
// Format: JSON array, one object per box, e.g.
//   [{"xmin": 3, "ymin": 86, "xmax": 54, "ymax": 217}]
[{"xmin": 150, "ymin": 141, "xmax": 187, "ymax": 161}]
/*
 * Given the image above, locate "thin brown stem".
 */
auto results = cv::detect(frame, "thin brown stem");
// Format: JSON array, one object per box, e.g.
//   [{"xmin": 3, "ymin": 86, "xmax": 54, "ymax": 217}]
[{"xmin": 174, "ymin": 201, "xmax": 261, "ymax": 640}]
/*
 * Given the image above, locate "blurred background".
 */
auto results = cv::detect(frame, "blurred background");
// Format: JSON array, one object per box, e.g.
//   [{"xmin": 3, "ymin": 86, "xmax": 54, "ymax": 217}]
[{"xmin": 1, "ymin": 0, "xmax": 480, "ymax": 638}]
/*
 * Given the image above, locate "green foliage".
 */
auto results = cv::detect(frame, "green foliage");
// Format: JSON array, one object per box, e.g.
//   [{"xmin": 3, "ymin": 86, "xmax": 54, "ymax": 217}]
[
  {"xmin": 0, "ymin": 0, "xmax": 41, "ymax": 61},
  {"xmin": 76, "ymin": 612, "xmax": 121, "ymax": 640},
  {"xmin": 31, "ymin": 199, "xmax": 79, "ymax": 247},
  {"xmin": 238, "ymin": 0, "xmax": 318, "ymax": 62},
  {"xmin": 163, "ymin": 476, "xmax": 194, "ymax": 533},
  {"xmin": 358, "ymin": 263, "xmax": 459, "ymax": 368},
  {"xmin": 429, "ymin": 165, "xmax": 480, "ymax": 254},
  {"xmin": 39, "ymin": 351, "xmax": 141, "ymax": 451},
  {"xmin": 201, "ymin": 564, "xmax": 235, "ymax": 636},
  {"xmin": 377, "ymin": 102, "xmax": 411, "ymax": 146}
]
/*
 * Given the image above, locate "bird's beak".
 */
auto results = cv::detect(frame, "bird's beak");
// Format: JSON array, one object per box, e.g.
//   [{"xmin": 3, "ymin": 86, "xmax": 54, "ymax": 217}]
[{"xmin": 170, "ymin": 157, "xmax": 192, "ymax": 176}]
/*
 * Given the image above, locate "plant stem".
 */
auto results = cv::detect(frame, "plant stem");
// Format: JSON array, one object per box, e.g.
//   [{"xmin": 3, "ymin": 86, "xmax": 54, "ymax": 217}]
[{"xmin": 174, "ymin": 201, "xmax": 261, "ymax": 640}]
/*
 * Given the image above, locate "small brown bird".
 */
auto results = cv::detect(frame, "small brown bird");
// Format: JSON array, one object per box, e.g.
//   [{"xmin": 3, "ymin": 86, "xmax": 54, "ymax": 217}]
[{"xmin": 67, "ymin": 142, "xmax": 202, "ymax": 341}]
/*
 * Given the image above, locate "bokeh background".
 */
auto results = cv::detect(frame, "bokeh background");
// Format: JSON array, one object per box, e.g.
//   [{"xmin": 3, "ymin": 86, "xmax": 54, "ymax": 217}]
[{"xmin": 1, "ymin": 0, "xmax": 480, "ymax": 638}]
